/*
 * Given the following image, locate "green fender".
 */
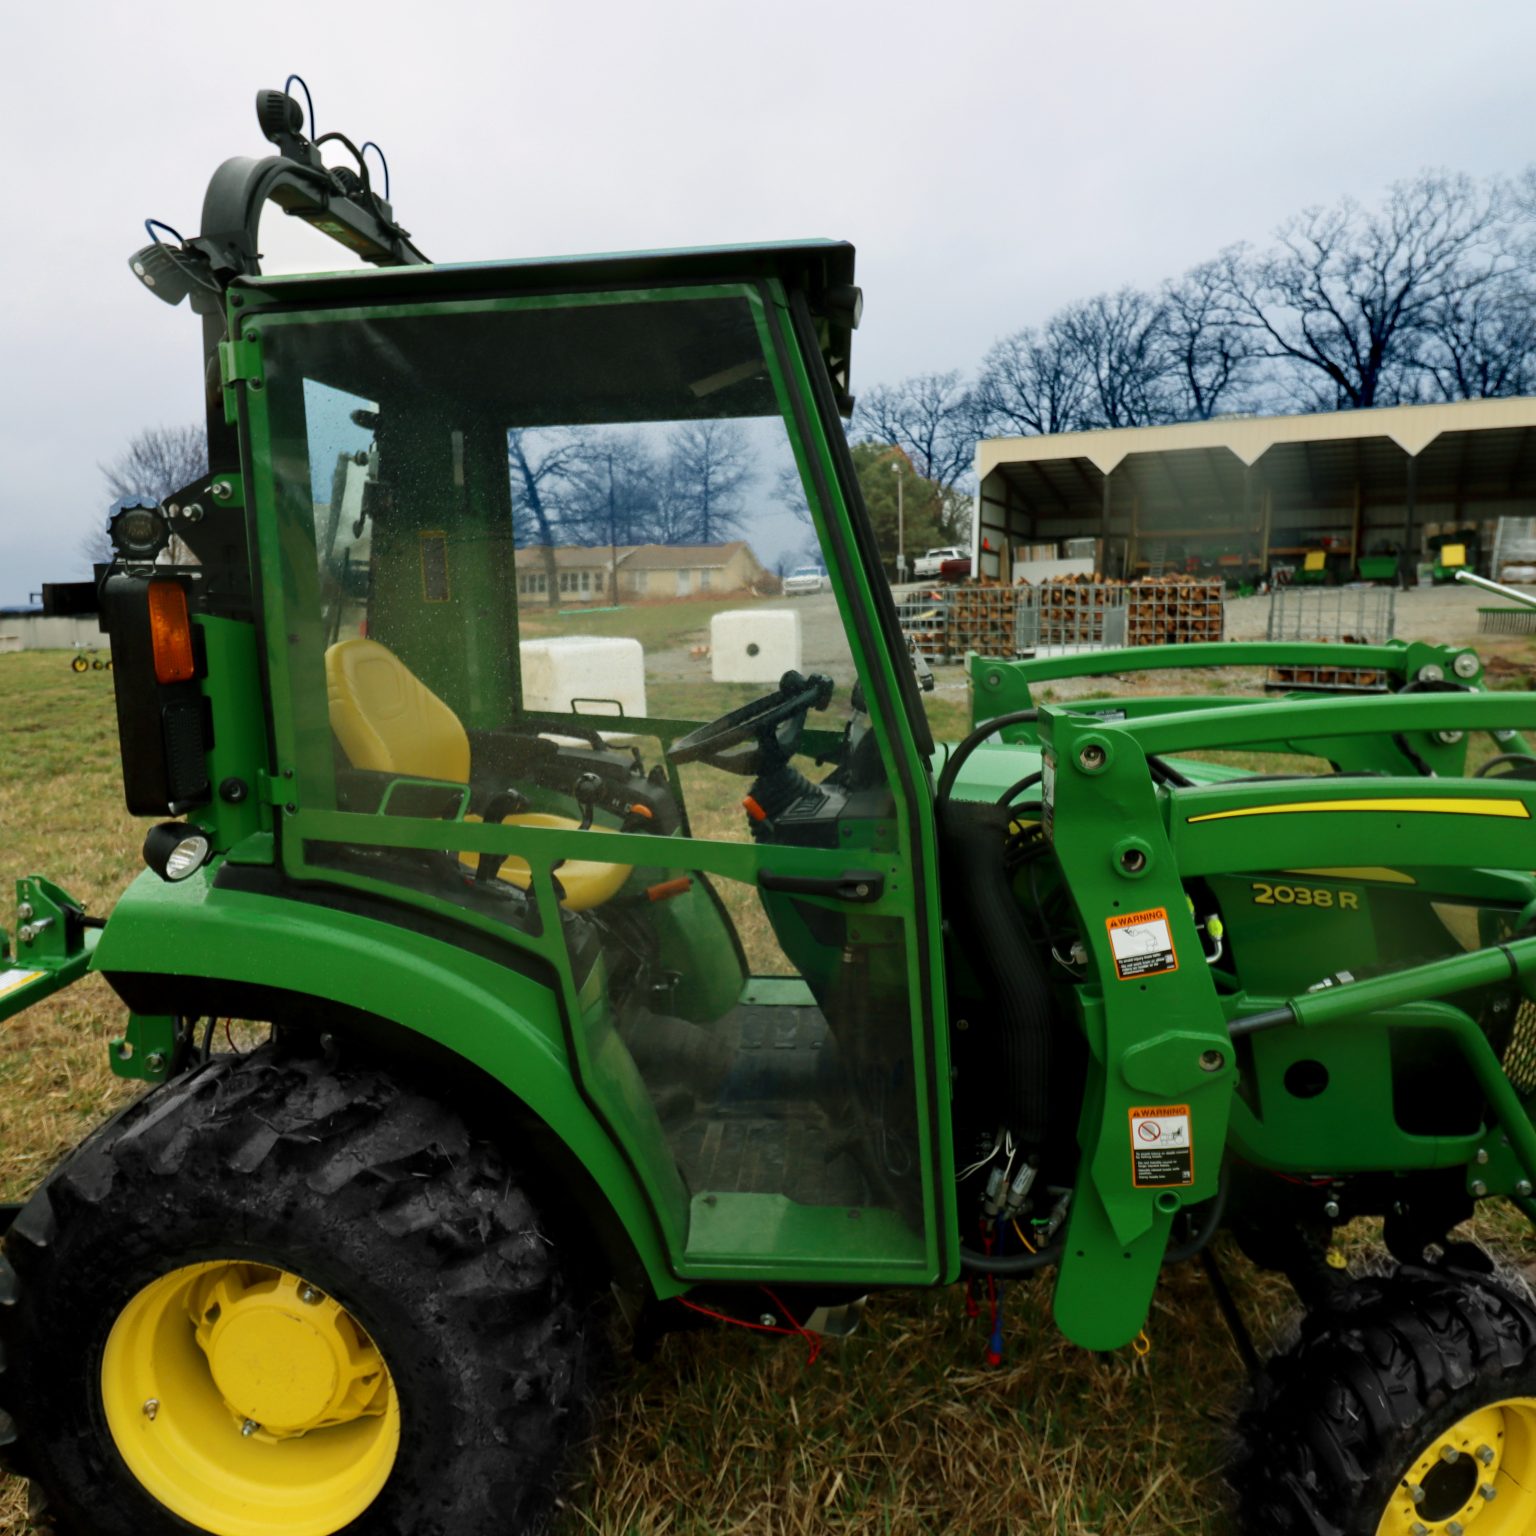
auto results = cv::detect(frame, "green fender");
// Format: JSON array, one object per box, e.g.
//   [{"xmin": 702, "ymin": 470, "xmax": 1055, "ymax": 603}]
[{"xmin": 90, "ymin": 865, "xmax": 683, "ymax": 1297}]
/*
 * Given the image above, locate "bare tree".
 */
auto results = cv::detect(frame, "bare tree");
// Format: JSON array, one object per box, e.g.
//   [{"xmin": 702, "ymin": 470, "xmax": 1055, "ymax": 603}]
[
  {"xmin": 1217, "ymin": 171, "xmax": 1511, "ymax": 410},
  {"xmin": 1059, "ymin": 288, "xmax": 1174, "ymax": 429},
  {"xmin": 665, "ymin": 420, "xmax": 754, "ymax": 543},
  {"xmin": 853, "ymin": 371, "xmax": 981, "ymax": 489},
  {"xmin": 1416, "ymin": 272, "xmax": 1536, "ymax": 401},
  {"xmin": 84, "ymin": 422, "xmax": 209, "ymax": 566},
  {"xmin": 508, "ymin": 428, "xmax": 581, "ymax": 605},
  {"xmin": 974, "ymin": 315, "xmax": 1089, "ymax": 438},
  {"xmin": 1161, "ymin": 263, "xmax": 1258, "ymax": 419}
]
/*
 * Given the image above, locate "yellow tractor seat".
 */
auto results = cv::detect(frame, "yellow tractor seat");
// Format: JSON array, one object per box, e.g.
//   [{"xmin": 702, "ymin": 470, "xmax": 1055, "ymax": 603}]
[
  {"xmin": 324, "ymin": 638, "xmax": 632, "ymax": 910},
  {"xmin": 458, "ymin": 813, "xmax": 632, "ymax": 912}
]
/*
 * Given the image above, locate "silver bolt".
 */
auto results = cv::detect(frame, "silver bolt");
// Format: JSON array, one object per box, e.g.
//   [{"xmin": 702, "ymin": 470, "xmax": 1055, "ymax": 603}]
[
  {"xmin": 1454, "ymin": 651, "xmax": 1481, "ymax": 679},
  {"xmin": 1410, "ymin": 1524, "xmax": 1429, "ymax": 1536},
  {"xmin": 16, "ymin": 903, "xmax": 32, "ymax": 922},
  {"xmin": 142, "ymin": 1398, "xmax": 159, "ymax": 1421},
  {"xmin": 1436, "ymin": 730, "xmax": 1465, "ymax": 745},
  {"xmin": 1478, "ymin": 1444, "xmax": 1497, "ymax": 1466},
  {"xmin": 299, "ymin": 1286, "xmax": 323, "ymax": 1305},
  {"xmin": 145, "ymin": 1052, "xmax": 166, "ymax": 1074},
  {"xmin": 1078, "ymin": 744, "xmax": 1106, "ymax": 771},
  {"xmin": 758, "ymin": 1313, "xmax": 776, "ymax": 1328},
  {"xmin": 1480, "ymin": 1483, "xmax": 1498, "ymax": 1501},
  {"xmin": 211, "ymin": 481, "xmax": 233, "ymax": 502},
  {"xmin": 1472, "ymin": 1179, "xmax": 1489, "ymax": 1198},
  {"xmin": 241, "ymin": 1419, "xmax": 259, "ymax": 1437},
  {"xmin": 182, "ymin": 502, "xmax": 204, "ymax": 524},
  {"xmin": 1419, "ymin": 663, "xmax": 1446, "ymax": 682},
  {"xmin": 1199, "ymin": 1050, "xmax": 1226, "ymax": 1073},
  {"xmin": 18, "ymin": 925, "xmax": 35, "ymax": 945},
  {"xmin": 1409, "ymin": 1484, "xmax": 1426, "ymax": 1505},
  {"xmin": 1477, "ymin": 1148, "xmax": 1491, "ymax": 1165},
  {"xmin": 1447, "ymin": 1523, "xmax": 1465, "ymax": 1536},
  {"xmin": 1441, "ymin": 1444, "xmax": 1462, "ymax": 1464},
  {"xmin": 1518, "ymin": 1181, "xmax": 1533, "ymax": 1197},
  {"xmin": 1324, "ymin": 1200, "xmax": 1341, "ymax": 1219}
]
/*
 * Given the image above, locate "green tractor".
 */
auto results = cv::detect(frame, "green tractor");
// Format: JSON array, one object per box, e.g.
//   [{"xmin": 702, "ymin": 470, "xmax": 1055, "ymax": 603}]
[{"xmin": 8, "ymin": 86, "xmax": 1536, "ymax": 1536}]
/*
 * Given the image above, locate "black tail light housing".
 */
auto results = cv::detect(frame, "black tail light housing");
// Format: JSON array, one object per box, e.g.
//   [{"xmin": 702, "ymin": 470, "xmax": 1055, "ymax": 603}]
[{"xmin": 101, "ymin": 573, "xmax": 213, "ymax": 815}]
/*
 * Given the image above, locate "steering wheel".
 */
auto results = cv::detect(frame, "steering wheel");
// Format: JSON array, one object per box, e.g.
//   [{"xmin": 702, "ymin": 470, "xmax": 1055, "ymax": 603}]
[{"xmin": 666, "ymin": 671, "xmax": 834, "ymax": 774}]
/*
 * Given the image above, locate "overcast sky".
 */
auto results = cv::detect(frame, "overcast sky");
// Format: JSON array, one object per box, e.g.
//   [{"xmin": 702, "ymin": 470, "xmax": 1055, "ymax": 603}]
[{"xmin": 3, "ymin": 0, "xmax": 1535, "ymax": 605}]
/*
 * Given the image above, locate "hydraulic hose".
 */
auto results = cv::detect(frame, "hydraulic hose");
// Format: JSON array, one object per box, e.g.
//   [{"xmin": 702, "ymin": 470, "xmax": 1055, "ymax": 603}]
[
  {"xmin": 941, "ymin": 799, "xmax": 1054, "ymax": 1148},
  {"xmin": 959, "ymin": 1163, "xmax": 1230, "ymax": 1275},
  {"xmin": 936, "ymin": 710, "xmax": 1038, "ymax": 806}
]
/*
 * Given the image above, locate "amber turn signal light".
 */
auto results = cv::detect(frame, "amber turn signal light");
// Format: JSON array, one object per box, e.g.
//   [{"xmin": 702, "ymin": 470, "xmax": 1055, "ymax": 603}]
[{"xmin": 146, "ymin": 581, "xmax": 195, "ymax": 684}]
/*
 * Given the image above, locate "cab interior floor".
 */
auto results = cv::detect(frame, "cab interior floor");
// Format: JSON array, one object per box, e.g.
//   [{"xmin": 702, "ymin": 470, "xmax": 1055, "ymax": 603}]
[{"xmin": 622, "ymin": 1001, "xmax": 871, "ymax": 1207}]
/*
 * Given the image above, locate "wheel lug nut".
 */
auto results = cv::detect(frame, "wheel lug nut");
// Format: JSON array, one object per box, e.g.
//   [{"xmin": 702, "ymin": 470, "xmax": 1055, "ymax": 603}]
[
  {"xmin": 142, "ymin": 1398, "xmax": 158, "ymax": 1421},
  {"xmin": 1441, "ymin": 1444, "xmax": 1462, "ymax": 1463},
  {"xmin": 1447, "ymin": 1522, "xmax": 1465, "ymax": 1536},
  {"xmin": 1410, "ymin": 1523, "xmax": 1429, "ymax": 1536},
  {"xmin": 1480, "ymin": 1483, "xmax": 1498, "ymax": 1501},
  {"xmin": 1477, "ymin": 1443, "xmax": 1496, "ymax": 1466},
  {"xmin": 1408, "ymin": 1484, "xmax": 1426, "ymax": 1504},
  {"xmin": 299, "ymin": 1285, "xmax": 323, "ymax": 1305},
  {"xmin": 241, "ymin": 1418, "xmax": 260, "ymax": 1437}
]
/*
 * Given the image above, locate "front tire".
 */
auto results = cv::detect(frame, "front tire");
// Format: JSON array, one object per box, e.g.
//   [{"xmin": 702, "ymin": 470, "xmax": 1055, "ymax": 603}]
[
  {"xmin": 0, "ymin": 1045, "xmax": 590, "ymax": 1536},
  {"xmin": 1236, "ymin": 1267, "xmax": 1536, "ymax": 1535}
]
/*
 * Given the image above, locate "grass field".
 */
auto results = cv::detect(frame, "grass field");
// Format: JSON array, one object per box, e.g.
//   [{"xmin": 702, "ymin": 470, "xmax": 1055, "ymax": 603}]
[{"xmin": 3, "ymin": 645, "xmax": 1536, "ymax": 1535}]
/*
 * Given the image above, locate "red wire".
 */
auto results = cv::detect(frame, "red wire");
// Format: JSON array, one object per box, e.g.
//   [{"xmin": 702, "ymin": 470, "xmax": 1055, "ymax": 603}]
[{"xmin": 676, "ymin": 1291, "xmax": 821, "ymax": 1366}]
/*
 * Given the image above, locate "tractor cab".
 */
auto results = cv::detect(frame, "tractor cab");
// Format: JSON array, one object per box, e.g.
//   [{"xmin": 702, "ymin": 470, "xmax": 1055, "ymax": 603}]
[{"xmin": 91, "ymin": 239, "xmax": 953, "ymax": 1287}]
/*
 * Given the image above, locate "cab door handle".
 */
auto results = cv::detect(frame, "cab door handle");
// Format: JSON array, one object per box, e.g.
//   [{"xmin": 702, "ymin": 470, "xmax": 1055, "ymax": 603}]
[{"xmin": 758, "ymin": 869, "xmax": 884, "ymax": 903}]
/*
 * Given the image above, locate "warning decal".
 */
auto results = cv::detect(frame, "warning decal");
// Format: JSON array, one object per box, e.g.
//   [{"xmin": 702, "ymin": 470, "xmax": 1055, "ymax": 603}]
[
  {"xmin": 1130, "ymin": 1105, "xmax": 1194, "ymax": 1188},
  {"xmin": 1105, "ymin": 907, "xmax": 1178, "ymax": 980},
  {"xmin": 0, "ymin": 968, "xmax": 43, "ymax": 1002}
]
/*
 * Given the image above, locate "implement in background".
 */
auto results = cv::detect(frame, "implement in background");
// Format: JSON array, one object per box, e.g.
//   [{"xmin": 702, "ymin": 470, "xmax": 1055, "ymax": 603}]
[{"xmin": 1265, "ymin": 584, "xmax": 1396, "ymax": 692}]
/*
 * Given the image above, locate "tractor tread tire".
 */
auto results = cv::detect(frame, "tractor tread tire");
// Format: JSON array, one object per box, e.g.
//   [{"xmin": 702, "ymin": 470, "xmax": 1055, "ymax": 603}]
[
  {"xmin": 0, "ymin": 1046, "xmax": 590, "ymax": 1536},
  {"xmin": 1235, "ymin": 1265, "xmax": 1536, "ymax": 1535}
]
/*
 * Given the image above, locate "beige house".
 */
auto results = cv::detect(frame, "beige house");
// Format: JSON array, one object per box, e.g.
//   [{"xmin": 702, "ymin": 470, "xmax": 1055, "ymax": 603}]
[
  {"xmin": 515, "ymin": 541, "xmax": 767, "ymax": 603},
  {"xmin": 619, "ymin": 542, "xmax": 764, "ymax": 598},
  {"xmin": 514, "ymin": 545, "xmax": 635, "ymax": 603}
]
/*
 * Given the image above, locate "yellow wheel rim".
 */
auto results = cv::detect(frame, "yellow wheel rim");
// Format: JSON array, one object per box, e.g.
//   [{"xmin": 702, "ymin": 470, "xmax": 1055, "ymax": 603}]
[
  {"xmin": 1377, "ymin": 1397, "xmax": 1536, "ymax": 1535},
  {"xmin": 101, "ymin": 1261, "xmax": 400, "ymax": 1536}
]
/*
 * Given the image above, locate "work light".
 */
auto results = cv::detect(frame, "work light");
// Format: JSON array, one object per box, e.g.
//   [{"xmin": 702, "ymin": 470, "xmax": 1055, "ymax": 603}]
[{"xmin": 143, "ymin": 823, "xmax": 212, "ymax": 882}]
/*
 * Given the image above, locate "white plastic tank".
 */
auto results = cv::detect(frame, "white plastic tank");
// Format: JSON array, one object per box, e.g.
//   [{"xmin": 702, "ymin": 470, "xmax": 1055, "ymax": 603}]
[
  {"xmin": 519, "ymin": 637, "xmax": 647, "ymax": 719},
  {"xmin": 710, "ymin": 608, "xmax": 802, "ymax": 684}
]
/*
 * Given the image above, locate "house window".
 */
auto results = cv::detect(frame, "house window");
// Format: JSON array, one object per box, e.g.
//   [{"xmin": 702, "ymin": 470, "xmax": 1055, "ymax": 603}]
[
  {"xmin": 699, "ymin": 569, "xmax": 712, "ymax": 591},
  {"xmin": 559, "ymin": 572, "xmax": 570, "ymax": 592},
  {"xmin": 634, "ymin": 570, "xmax": 648, "ymax": 595},
  {"xmin": 595, "ymin": 570, "xmax": 604, "ymax": 592},
  {"xmin": 580, "ymin": 571, "xmax": 591, "ymax": 592}
]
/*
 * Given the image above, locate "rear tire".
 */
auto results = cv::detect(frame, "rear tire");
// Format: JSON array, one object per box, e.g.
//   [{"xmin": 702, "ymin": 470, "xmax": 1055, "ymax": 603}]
[
  {"xmin": 0, "ymin": 1044, "xmax": 591, "ymax": 1536},
  {"xmin": 1236, "ymin": 1266, "xmax": 1536, "ymax": 1535}
]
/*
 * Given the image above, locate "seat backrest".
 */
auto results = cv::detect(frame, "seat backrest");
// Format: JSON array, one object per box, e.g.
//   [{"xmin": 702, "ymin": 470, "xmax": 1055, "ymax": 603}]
[{"xmin": 325, "ymin": 638, "xmax": 471, "ymax": 784}]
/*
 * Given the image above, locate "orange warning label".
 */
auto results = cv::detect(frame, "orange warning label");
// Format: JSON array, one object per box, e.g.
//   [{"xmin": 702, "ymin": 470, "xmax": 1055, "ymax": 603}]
[
  {"xmin": 1129, "ymin": 1105, "xmax": 1194, "ymax": 1188},
  {"xmin": 1105, "ymin": 907, "xmax": 1178, "ymax": 980}
]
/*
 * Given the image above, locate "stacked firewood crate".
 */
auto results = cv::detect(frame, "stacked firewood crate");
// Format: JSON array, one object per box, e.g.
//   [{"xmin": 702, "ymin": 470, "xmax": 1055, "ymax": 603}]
[
  {"xmin": 1124, "ymin": 578, "xmax": 1224, "ymax": 646},
  {"xmin": 895, "ymin": 573, "xmax": 1226, "ymax": 659},
  {"xmin": 944, "ymin": 585, "xmax": 1020, "ymax": 657},
  {"xmin": 1016, "ymin": 582, "xmax": 1127, "ymax": 649}
]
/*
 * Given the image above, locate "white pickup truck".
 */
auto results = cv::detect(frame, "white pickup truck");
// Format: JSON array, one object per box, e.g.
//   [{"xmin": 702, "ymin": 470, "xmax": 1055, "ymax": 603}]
[{"xmin": 911, "ymin": 546, "xmax": 971, "ymax": 579}]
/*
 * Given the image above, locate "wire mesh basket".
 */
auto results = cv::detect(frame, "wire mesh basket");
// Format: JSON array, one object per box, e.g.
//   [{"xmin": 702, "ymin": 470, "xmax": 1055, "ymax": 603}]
[{"xmin": 1266, "ymin": 585, "xmax": 1396, "ymax": 645}]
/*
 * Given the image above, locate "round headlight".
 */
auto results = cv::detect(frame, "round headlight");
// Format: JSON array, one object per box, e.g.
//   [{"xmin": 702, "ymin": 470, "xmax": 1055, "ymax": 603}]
[{"xmin": 143, "ymin": 823, "xmax": 212, "ymax": 882}]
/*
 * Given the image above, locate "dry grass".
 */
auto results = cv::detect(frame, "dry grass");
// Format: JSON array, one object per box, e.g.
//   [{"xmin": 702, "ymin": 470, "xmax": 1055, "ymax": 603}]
[{"xmin": 3, "ymin": 645, "xmax": 1536, "ymax": 1536}]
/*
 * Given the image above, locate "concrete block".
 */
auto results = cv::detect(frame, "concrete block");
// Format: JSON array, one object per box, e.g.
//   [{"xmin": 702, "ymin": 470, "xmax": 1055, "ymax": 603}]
[{"xmin": 711, "ymin": 608, "xmax": 801, "ymax": 684}]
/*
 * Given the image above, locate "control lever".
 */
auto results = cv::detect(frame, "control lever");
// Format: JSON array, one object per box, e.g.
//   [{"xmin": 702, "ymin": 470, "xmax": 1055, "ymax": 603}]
[
  {"xmin": 572, "ymin": 773, "xmax": 604, "ymax": 832},
  {"xmin": 475, "ymin": 787, "xmax": 530, "ymax": 884}
]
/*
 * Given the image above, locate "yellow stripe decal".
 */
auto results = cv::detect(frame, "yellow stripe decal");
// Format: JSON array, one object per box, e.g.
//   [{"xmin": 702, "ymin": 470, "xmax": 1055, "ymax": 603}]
[
  {"xmin": 1283, "ymin": 866, "xmax": 1418, "ymax": 885},
  {"xmin": 1187, "ymin": 798, "xmax": 1531, "ymax": 824}
]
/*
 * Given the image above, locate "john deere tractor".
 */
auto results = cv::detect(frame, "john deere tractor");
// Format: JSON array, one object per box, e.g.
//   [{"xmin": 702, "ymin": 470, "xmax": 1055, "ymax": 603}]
[{"xmin": 8, "ymin": 86, "xmax": 1536, "ymax": 1536}]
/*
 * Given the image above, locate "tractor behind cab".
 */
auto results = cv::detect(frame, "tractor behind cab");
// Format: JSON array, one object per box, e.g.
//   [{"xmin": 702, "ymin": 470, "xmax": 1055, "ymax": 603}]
[{"xmin": 5, "ymin": 86, "xmax": 1536, "ymax": 1536}]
